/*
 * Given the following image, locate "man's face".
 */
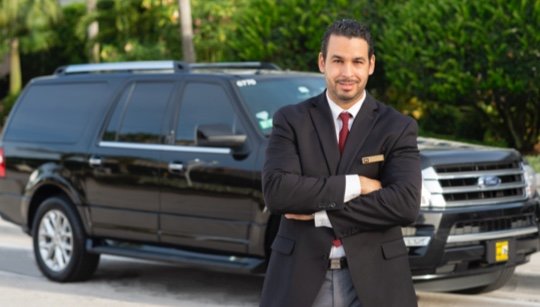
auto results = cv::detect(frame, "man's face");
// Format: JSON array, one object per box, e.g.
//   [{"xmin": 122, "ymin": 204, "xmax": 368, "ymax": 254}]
[{"xmin": 318, "ymin": 34, "xmax": 375, "ymax": 109}]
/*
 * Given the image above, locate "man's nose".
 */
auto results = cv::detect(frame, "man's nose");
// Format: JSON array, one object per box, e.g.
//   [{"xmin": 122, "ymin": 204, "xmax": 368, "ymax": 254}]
[{"xmin": 340, "ymin": 62, "xmax": 353, "ymax": 77}]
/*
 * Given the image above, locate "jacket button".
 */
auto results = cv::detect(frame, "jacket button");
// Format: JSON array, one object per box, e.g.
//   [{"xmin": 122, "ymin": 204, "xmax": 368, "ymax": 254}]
[{"xmin": 329, "ymin": 202, "xmax": 336, "ymax": 208}]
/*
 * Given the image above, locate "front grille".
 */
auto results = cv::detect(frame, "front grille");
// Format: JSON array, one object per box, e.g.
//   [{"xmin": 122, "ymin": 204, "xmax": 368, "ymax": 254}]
[
  {"xmin": 433, "ymin": 161, "xmax": 526, "ymax": 206},
  {"xmin": 443, "ymin": 188, "xmax": 522, "ymax": 202},
  {"xmin": 449, "ymin": 214, "xmax": 536, "ymax": 236}
]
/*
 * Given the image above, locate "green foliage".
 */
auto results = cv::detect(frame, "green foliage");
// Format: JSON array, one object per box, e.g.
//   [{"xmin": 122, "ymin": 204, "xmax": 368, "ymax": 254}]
[
  {"xmin": 0, "ymin": 0, "xmax": 61, "ymax": 51},
  {"xmin": 22, "ymin": 3, "xmax": 87, "ymax": 80},
  {"xmin": 379, "ymin": 0, "xmax": 540, "ymax": 152},
  {"xmin": 72, "ymin": 0, "xmax": 244, "ymax": 63},
  {"xmin": 88, "ymin": 0, "xmax": 181, "ymax": 61},
  {"xmin": 191, "ymin": 0, "xmax": 247, "ymax": 62},
  {"xmin": 228, "ymin": 0, "xmax": 370, "ymax": 71},
  {"xmin": 0, "ymin": 0, "xmax": 61, "ymax": 95}
]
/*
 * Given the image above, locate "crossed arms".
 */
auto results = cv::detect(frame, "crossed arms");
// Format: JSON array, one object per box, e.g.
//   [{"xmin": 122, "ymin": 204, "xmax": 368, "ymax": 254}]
[{"xmin": 262, "ymin": 108, "xmax": 421, "ymax": 236}]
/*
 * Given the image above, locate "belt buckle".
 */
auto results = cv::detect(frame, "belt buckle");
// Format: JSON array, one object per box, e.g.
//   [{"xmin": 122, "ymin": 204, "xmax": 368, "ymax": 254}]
[{"xmin": 330, "ymin": 258, "xmax": 341, "ymax": 270}]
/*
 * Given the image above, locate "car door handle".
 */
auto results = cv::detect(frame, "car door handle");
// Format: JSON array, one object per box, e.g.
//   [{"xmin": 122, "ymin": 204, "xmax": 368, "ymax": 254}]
[
  {"xmin": 168, "ymin": 162, "xmax": 184, "ymax": 172},
  {"xmin": 88, "ymin": 156, "xmax": 102, "ymax": 167}
]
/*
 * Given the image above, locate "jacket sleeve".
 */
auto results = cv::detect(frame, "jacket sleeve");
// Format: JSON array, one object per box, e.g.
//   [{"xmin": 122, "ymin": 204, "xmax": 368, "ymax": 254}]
[
  {"xmin": 328, "ymin": 119, "xmax": 422, "ymax": 236},
  {"xmin": 262, "ymin": 108, "xmax": 346, "ymax": 215}
]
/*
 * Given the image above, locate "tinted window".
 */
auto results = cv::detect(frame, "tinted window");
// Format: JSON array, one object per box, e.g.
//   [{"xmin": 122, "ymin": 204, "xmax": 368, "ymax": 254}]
[
  {"xmin": 103, "ymin": 81, "xmax": 174, "ymax": 143},
  {"xmin": 175, "ymin": 83, "xmax": 243, "ymax": 146},
  {"xmin": 5, "ymin": 82, "xmax": 110, "ymax": 143}
]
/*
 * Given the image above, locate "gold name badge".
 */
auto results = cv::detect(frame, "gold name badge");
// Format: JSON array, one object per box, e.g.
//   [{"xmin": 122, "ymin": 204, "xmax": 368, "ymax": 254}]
[{"xmin": 362, "ymin": 154, "xmax": 384, "ymax": 164}]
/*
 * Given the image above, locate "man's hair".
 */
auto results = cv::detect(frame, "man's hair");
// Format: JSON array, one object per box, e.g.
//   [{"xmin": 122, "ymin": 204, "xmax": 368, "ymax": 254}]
[{"xmin": 320, "ymin": 19, "xmax": 374, "ymax": 59}]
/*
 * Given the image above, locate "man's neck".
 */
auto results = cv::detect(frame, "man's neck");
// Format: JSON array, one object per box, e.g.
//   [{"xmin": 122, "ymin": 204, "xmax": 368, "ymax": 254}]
[{"xmin": 328, "ymin": 92, "xmax": 365, "ymax": 110}]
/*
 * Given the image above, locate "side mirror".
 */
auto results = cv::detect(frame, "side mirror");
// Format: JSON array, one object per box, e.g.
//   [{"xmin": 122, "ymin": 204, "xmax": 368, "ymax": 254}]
[{"xmin": 196, "ymin": 124, "xmax": 247, "ymax": 149}]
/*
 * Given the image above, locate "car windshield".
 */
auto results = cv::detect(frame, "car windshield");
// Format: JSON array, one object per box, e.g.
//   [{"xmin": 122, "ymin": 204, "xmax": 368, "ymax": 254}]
[{"xmin": 236, "ymin": 76, "xmax": 326, "ymax": 136}]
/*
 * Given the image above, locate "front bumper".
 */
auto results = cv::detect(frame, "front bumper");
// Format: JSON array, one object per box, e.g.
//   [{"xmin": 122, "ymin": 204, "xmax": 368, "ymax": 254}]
[{"xmin": 405, "ymin": 200, "xmax": 540, "ymax": 291}]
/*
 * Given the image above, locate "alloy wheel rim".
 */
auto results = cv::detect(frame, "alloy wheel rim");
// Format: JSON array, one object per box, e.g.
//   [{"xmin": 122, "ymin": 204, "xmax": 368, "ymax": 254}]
[{"xmin": 37, "ymin": 209, "xmax": 73, "ymax": 272}]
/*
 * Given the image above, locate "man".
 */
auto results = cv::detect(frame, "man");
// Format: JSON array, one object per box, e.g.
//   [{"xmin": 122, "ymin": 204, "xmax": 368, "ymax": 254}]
[{"xmin": 260, "ymin": 19, "xmax": 421, "ymax": 307}]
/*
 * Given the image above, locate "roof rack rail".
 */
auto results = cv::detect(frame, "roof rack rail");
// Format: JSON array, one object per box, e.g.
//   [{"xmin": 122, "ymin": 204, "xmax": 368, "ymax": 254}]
[
  {"xmin": 188, "ymin": 62, "xmax": 281, "ymax": 70},
  {"xmin": 53, "ymin": 61, "xmax": 281, "ymax": 76},
  {"xmin": 55, "ymin": 61, "xmax": 188, "ymax": 75}
]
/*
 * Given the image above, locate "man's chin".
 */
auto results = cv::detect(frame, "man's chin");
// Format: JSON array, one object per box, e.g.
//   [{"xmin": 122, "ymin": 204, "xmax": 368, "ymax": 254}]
[{"xmin": 336, "ymin": 93, "xmax": 361, "ymax": 104}]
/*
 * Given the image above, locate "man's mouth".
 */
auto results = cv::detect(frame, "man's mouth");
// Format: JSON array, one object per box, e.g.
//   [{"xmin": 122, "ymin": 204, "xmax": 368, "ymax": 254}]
[
  {"xmin": 337, "ymin": 80, "xmax": 358, "ymax": 90},
  {"xmin": 337, "ymin": 79, "xmax": 358, "ymax": 84}
]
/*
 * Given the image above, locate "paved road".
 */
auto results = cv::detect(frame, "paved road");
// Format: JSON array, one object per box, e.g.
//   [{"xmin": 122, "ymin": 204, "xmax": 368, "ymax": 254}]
[{"xmin": 1, "ymin": 219, "xmax": 539, "ymax": 306}]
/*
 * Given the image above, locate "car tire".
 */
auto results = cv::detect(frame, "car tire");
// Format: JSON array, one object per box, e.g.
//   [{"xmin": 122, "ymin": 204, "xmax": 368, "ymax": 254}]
[{"xmin": 32, "ymin": 196, "xmax": 100, "ymax": 282}]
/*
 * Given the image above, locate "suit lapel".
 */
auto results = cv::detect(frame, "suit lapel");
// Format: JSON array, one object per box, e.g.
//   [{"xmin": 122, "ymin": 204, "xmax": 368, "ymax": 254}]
[
  {"xmin": 338, "ymin": 94, "xmax": 380, "ymax": 174},
  {"xmin": 308, "ymin": 94, "xmax": 340, "ymax": 175}
]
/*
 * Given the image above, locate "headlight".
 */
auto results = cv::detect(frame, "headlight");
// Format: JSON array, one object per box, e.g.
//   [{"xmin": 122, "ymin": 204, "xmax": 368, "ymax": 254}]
[
  {"xmin": 420, "ymin": 167, "xmax": 445, "ymax": 208},
  {"xmin": 420, "ymin": 183, "xmax": 432, "ymax": 208},
  {"xmin": 523, "ymin": 163, "xmax": 538, "ymax": 198}
]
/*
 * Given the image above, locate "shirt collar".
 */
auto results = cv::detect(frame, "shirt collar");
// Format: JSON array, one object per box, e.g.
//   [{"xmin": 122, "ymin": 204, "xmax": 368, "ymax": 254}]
[{"xmin": 326, "ymin": 90, "xmax": 366, "ymax": 120}]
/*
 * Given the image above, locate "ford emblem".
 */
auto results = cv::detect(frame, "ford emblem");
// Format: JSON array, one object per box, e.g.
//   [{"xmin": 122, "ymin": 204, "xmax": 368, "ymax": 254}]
[{"xmin": 478, "ymin": 175, "xmax": 501, "ymax": 187}]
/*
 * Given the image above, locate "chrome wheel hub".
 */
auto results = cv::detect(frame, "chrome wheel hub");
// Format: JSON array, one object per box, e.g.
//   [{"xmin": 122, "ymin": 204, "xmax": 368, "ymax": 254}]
[{"xmin": 37, "ymin": 210, "xmax": 73, "ymax": 272}]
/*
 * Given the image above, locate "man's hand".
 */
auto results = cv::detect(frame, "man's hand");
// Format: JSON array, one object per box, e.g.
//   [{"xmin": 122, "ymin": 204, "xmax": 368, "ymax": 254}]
[
  {"xmin": 284, "ymin": 213, "xmax": 314, "ymax": 221},
  {"xmin": 359, "ymin": 176, "xmax": 382, "ymax": 194}
]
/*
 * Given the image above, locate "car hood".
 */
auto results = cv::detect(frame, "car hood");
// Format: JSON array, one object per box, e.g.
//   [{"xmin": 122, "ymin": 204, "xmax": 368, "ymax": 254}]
[{"xmin": 417, "ymin": 137, "xmax": 521, "ymax": 168}]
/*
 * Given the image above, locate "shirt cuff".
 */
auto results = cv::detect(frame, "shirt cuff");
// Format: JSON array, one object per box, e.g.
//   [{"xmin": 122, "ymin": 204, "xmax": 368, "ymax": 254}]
[
  {"xmin": 344, "ymin": 174, "xmax": 362, "ymax": 203},
  {"xmin": 314, "ymin": 210, "xmax": 332, "ymax": 228}
]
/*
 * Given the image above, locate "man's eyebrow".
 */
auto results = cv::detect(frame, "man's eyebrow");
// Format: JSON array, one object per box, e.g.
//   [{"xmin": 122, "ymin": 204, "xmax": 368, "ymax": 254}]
[{"xmin": 330, "ymin": 54, "xmax": 367, "ymax": 61}]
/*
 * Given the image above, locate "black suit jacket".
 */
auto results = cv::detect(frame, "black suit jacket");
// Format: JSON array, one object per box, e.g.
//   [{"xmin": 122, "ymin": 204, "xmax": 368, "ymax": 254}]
[{"xmin": 260, "ymin": 92, "xmax": 421, "ymax": 307}]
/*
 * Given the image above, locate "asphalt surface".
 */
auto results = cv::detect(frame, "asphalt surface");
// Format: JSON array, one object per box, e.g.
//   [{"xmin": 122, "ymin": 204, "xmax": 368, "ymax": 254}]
[{"xmin": 1, "ymin": 219, "xmax": 540, "ymax": 306}]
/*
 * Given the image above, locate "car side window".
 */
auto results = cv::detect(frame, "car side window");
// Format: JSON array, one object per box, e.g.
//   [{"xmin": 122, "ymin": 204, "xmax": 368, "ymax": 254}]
[
  {"xmin": 175, "ymin": 82, "xmax": 244, "ymax": 146},
  {"xmin": 103, "ymin": 81, "xmax": 174, "ymax": 144}
]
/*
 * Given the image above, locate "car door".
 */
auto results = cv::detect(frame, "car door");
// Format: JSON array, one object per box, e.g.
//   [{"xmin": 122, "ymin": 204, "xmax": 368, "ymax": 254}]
[
  {"xmin": 158, "ymin": 79, "xmax": 260, "ymax": 254},
  {"xmin": 85, "ymin": 79, "xmax": 176, "ymax": 242}
]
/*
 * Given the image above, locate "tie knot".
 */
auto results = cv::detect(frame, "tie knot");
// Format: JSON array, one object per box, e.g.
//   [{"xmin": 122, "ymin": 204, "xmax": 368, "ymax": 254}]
[{"xmin": 339, "ymin": 112, "xmax": 351, "ymax": 125}]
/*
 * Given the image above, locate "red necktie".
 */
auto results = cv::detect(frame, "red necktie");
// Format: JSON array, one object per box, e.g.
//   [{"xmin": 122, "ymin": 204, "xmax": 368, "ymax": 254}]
[
  {"xmin": 338, "ymin": 112, "xmax": 351, "ymax": 155},
  {"xmin": 333, "ymin": 112, "xmax": 351, "ymax": 248}
]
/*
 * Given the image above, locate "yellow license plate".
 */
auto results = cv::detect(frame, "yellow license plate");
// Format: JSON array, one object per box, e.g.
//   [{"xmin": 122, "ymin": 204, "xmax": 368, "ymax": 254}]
[{"xmin": 495, "ymin": 240, "xmax": 509, "ymax": 262}]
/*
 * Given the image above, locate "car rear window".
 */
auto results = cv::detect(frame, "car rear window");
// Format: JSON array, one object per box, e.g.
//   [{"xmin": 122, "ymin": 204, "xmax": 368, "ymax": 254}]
[{"xmin": 4, "ymin": 81, "xmax": 110, "ymax": 144}]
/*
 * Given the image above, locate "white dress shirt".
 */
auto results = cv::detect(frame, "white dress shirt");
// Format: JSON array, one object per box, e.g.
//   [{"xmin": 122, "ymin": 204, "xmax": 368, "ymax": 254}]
[{"xmin": 313, "ymin": 90, "xmax": 366, "ymax": 258}]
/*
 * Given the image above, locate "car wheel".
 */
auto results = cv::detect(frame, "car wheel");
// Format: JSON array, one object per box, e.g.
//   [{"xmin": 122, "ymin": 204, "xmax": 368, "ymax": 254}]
[{"xmin": 32, "ymin": 196, "xmax": 100, "ymax": 282}]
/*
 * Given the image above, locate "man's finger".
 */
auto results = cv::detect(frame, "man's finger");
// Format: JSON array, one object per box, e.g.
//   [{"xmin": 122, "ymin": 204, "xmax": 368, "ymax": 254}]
[{"xmin": 284, "ymin": 213, "xmax": 314, "ymax": 220}]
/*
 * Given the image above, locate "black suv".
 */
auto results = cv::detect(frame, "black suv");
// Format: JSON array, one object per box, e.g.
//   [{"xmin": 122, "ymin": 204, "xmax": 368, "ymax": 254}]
[{"xmin": 0, "ymin": 61, "xmax": 538, "ymax": 293}]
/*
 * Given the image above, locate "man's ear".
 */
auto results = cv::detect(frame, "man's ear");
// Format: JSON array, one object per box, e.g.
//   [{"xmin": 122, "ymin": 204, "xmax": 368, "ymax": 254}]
[
  {"xmin": 369, "ymin": 54, "xmax": 376, "ymax": 75},
  {"xmin": 318, "ymin": 52, "xmax": 325, "ymax": 73}
]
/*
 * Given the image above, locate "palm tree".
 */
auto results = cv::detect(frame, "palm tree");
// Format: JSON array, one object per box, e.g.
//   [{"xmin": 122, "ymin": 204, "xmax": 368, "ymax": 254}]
[
  {"xmin": 86, "ymin": 0, "xmax": 99, "ymax": 63},
  {"xmin": 178, "ymin": 0, "xmax": 195, "ymax": 63},
  {"xmin": 0, "ymin": 0, "xmax": 61, "ymax": 96}
]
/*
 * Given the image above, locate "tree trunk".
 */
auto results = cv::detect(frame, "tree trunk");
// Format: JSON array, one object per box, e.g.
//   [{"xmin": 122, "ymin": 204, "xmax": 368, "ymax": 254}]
[
  {"xmin": 9, "ymin": 38, "xmax": 21, "ymax": 96},
  {"xmin": 178, "ymin": 0, "xmax": 196, "ymax": 63},
  {"xmin": 496, "ymin": 96, "xmax": 523, "ymax": 151},
  {"xmin": 87, "ymin": 0, "xmax": 100, "ymax": 63}
]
